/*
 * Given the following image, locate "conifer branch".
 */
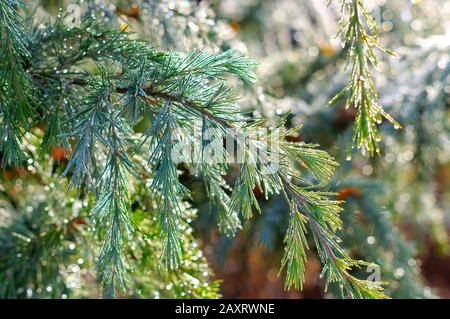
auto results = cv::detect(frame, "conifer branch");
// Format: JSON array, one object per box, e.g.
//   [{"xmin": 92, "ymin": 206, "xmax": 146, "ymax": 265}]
[
  {"xmin": 0, "ymin": 0, "xmax": 36, "ymax": 167},
  {"xmin": 64, "ymin": 68, "xmax": 386, "ymax": 297},
  {"xmin": 328, "ymin": 0, "xmax": 400, "ymax": 158},
  {"xmin": 0, "ymin": 8, "xmax": 388, "ymax": 298}
]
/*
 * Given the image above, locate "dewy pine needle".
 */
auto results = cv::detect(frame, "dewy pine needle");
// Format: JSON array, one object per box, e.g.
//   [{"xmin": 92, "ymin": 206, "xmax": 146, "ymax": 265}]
[{"xmin": 3, "ymin": 0, "xmax": 446, "ymax": 300}]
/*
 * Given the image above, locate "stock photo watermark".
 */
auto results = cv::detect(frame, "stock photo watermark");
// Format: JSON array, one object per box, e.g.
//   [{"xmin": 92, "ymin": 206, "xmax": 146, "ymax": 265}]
[
  {"xmin": 60, "ymin": 1, "xmax": 128, "ymax": 29},
  {"xmin": 367, "ymin": 265, "xmax": 382, "ymax": 283},
  {"xmin": 169, "ymin": 120, "xmax": 282, "ymax": 174}
]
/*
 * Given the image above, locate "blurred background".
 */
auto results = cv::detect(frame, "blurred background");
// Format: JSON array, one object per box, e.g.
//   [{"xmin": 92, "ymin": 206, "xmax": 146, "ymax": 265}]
[{"xmin": 1, "ymin": 0, "xmax": 449, "ymax": 298}]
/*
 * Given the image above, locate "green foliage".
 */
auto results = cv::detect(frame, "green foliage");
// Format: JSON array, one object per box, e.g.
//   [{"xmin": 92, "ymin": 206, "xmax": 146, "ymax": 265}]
[
  {"xmin": 0, "ymin": 1, "xmax": 390, "ymax": 299},
  {"xmin": 208, "ymin": 0, "xmax": 448, "ymax": 299},
  {"xmin": 0, "ymin": 0, "xmax": 35, "ymax": 167},
  {"xmin": 0, "ymin": 133, "xmax": 220, "ymax": 299},
  {"xmin": 328, "ymin": 0, "xmax": 400, "ymax": 157},
  {"xmin": 280, "ymin": 205, "xmax": 308, "ymax": 290}
]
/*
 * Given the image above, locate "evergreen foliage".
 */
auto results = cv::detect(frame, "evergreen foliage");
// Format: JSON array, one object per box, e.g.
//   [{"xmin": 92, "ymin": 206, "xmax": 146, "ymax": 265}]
[
  {"xmin": 211, "ymin": 0, "xmax": 448, "ymax": 298},
  {"xmin": 0, "ymin": 0, "xmax": 389, "ymax": 298},
  {"xmin": 0, "ymin": 137, "xmax": 220, "ymax": 298},
  {"xmin": 0, "ymin": 0, "xmax": 35, "ymax": 168},
  {"xmin": 2, "ymin": 0, "xmax": 448, "ymax": 300},
  {"xmin": 328, "ymin": 0, "xmax": 400, "ymax": 157}
]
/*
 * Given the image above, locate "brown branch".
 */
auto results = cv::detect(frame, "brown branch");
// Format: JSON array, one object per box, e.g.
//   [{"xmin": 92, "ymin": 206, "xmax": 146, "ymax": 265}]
[{"xmin": 65, "ymin": 77, "xmax": 235, "ymax": 130}]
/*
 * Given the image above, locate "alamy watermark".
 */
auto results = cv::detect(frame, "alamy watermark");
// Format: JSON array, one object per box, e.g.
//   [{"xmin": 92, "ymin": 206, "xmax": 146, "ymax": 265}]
[
  {"xmin": 367, "ymin": 265, "xmax": 382, "ymax": 283},
  {"xmin": 170, "ymin": 120, "xmax": 281, "ymax": 175}
]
